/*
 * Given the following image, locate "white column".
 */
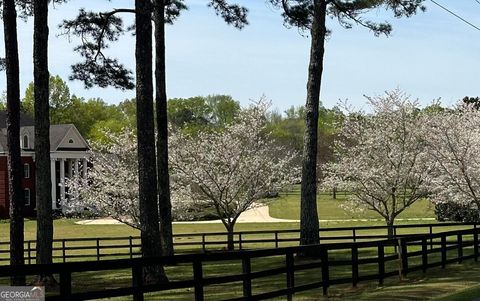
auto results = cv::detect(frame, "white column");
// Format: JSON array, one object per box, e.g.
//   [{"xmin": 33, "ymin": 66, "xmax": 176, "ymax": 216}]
[
  {"xmin": 59, "ymin": 158, "xmax": 66, "ymax": 207},
  {"xmin": 74, "ymin": 159, "xmax": 79, "ymax": 176},
  {"xmin": 82, "ymin": 158, "xmax": 88, "ymax": 179},
  {"xmin": 51, "ymin": 159, "xmax": 57, "ymax": 209},
  {"xmin": 67, "ymin": 160, "xmax": 73, "ymax": 178}
]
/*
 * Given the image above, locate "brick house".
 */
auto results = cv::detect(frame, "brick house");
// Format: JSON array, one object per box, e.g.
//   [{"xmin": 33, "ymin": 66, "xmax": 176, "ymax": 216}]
[{"xmin": 0, "ymin": 112, "xmax": 89, "ymax": 218}]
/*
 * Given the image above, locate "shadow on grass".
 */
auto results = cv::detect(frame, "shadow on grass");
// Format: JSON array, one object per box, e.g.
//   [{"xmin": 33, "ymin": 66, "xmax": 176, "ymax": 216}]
[{"xmin": 1, "ymin": 243, "xmax": 480, "ymax": 300}]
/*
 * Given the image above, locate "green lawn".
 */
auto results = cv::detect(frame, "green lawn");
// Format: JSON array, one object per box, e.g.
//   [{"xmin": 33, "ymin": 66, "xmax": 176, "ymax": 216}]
[
  {"xmin": 268, "ymin": 191, "xmax": 435, "ymax": 220},
  {"xmin": 3, "ymin": 242, "xmax": 479, "ymax": 301},
  {"xmin": 433, "ymin": 285, "xmax": 480, "ymax": 301},
  {"xmin": 0, "ymin": 192, "xmax": 475, "ymax": 300}
]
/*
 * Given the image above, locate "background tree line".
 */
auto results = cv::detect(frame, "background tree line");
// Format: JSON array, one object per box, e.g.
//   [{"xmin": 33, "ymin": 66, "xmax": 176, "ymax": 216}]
[{"xmin": 0, "ymin": 75, "xmax": 345, "ymax": 173}]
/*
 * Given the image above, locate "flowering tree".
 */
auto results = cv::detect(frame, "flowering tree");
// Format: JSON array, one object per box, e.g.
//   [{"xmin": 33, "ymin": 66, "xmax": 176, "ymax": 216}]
[
  {"xmin": 424, "ymin": 105, "xmax": 480, "ymax": 215},
  {"xmin": 66, "ymin": 129, "xmax": 191, "ymax": 229},
  {"xmin": 170, "ymin": 99, "xmax": 299, "ymax": 250},
  {"xmin": 324, "ymin": 90, "xmax": 432, "ymax": 237}
]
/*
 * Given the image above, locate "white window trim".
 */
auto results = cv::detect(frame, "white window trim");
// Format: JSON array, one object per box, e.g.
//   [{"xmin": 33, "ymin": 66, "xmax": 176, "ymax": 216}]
[
  {"xmin": 24, "ymin": 188, "xmax": 30, "ymax": 206},
  {"xmin": 24, "ymin": 163, "xmax": 30, "ymax": 179},
  {"xmin": 22, "ymin": 135, "xmax": 29, "ymax": 149}
]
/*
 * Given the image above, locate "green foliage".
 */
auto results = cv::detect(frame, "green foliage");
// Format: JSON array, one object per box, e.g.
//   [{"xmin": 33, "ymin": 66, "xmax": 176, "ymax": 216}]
[
  {"xmin": 22, "ymin": 75, "xmax": 71, "ymax": 122},
  {"xmin": 270, "ymin": 0, "xmax": 425, "ymax": 35},
  {"xmin": 19, "ymin": 76, "xmax": 246, "ymax": 143},
  {"xmin": 422, "ymin": 101, "xmax": 448, "ymax": 114},
  {"xmin": 168, "ymin": 94, "xmax": 240, "ymax": 134},
  {"xmin": 21, "ymin": 75, "xmax": 135, "ymax": 142},
  {"xmin": 267, "ymin": 103, "xmax": 344, "ymax": 176},
  {"xmin": 205, "ymin": 94, "xmax": 240, "ymax": 125},
  {"xmin": 435, "ymin": 202, "xmax": 480, "ymax": 223},
  {"xmin": 462, "ymin": 96, "xmax": 480, "ymax": 110},
  {"xmin": 268, "ymin": 107, "xmax": 304, "ymax": 152}
]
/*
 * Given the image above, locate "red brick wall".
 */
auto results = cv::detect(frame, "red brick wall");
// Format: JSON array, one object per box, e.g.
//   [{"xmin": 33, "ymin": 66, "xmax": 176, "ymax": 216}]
[
  {"xmin": 22, "ymin": 156, "xmax": 35, "ymax": 217},
  {"xmin": 0, "ymin": 157, "xmax": 7, "ymax": 218},
  {"xmin": 0, "ymin": 155, "xmax": 36, "ymax": 219}
]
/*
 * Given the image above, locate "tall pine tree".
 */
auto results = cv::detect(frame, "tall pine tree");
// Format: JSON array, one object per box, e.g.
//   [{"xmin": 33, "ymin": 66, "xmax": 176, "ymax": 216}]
[
  {"xmin": 2, "ymin": 0, "xmax": 25, "ymax": 286},
  {"xmin": 60, "ymin": 0, "xmax": 248, "ymax": 257},
  {"xmin": 153, "ymin": 0, "xmax": 173, "ymax": 257},
  {"xmin": 269, "ymin": 0, "xmax": 425, "ymax": 246},
  {"xmin": 33, "ymin": 0, "xmax": 55, "ymax": 286},
  {"xmin": 135, "ymin": 0, "xmax": 168, "ymax": 282}
]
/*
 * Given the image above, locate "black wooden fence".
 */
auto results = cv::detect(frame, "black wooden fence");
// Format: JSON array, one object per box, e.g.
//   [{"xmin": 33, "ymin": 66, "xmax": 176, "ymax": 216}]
[
  {"xmin": 0, "ymin": 222, "xmax": 475, "ymax": 264},
  {"xmin": 0, "ymin": 227, "xmax": 478, "ymax": 300}
]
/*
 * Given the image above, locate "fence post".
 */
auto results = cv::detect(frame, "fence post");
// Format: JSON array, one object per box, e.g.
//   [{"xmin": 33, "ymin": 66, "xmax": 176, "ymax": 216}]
[
  {"xmin": 321, "ymin": 248, "xmax": 329, "ymax": 296},
  {"xmin": 27, "ymin": 241, "xmax": 31, "ymax": 264},
  {"xmin": 352, "ymin": 229, "xmax": 357, "ymax": 243},
  {"xmin": 457, "ymin": 234, "xmax": 463, "ymax": 263},
  {"xmin": 239, "ymin": 233, "xmax": 243, "ymax": 250},
  {"xmin": 275, "ymin": 231, "xmax": 279, "ymax": 249},
  {"xmin": 96, "ymin": 238, "xmax": 101, "ymax": 261},
  {"xmin": 132, "ymin": 264, "xmax": 144, "ymax": 301},
  {"xmin": 475, "ymin": 228, "xmax": 479, "ymax": 262},
  {"xmin": 378, "ymin": 244, "xmax": 385, "ymax": 286},
  {"xmin": 62, "ymin": 239, "xmax": 66, "ymax": 263},
  {"xmin": 242, "ymin": 257, "xmax": 252, "ymax": 298},
  {"xmin": 202, "ymin": 234, "xmax": 206, "ymax": 253},
  {"xmin": 129, "ymin": 236, "xmax": 133, "ymax": 259},
  {"xmin": 422, "ymin": 238, "xmax": 428, "ymax": 273},
  {"xmin": 429, "ymin": 226, "xmax": 433, "ymax": 250},
  {"xmin": 60, "ymin": 271, "xmax": 72, "ymax": 300},
  {"xmin": 398, "ymin": 238, "xmax": 408, "ymax": 279},
  {"xmin": 441, "ymin": 234, "xmax": 447, "ymax": 268},
  {"xmin": 193, "ymin": 259, "xmax": 204, "ymax": 301},
  {"xmin": 286, "ymin": 250, "xmax": 295, "ymax": 301},
  {"xmin": 352, "ymin": 245, "xmax": 359, "ymax": 287}
]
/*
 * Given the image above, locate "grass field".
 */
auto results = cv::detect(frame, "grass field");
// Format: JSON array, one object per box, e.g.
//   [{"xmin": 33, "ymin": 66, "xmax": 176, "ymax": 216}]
[
  {"xmin": 3, "ymin": 242, "xmax": 480, "ymax": 301},
  {"xmin": 268, "ymin": 190, "xmax": 436, "ymax": 220},
  {"xmin": 0, "ymin": 190, "xmax": 477, "ymax": 300}
]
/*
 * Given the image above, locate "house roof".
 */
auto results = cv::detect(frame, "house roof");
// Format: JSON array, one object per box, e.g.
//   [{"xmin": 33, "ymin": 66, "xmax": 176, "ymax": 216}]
[
  {"xmin": 0, "ymin": 124, "xmax": 89, "ymax": 153},
  {"xmin": 0, "ymin": 111, "xmax": 35, "ymax": 128}
]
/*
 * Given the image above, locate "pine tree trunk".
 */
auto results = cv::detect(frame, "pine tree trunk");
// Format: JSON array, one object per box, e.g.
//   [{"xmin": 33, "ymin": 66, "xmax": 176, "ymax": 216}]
[
  {"xmin": 33, "ymin": 0, "xmax": 56, "ymax": 286},
  {"xmin": 154, "ymin": 0, "xmax": 174, "ymax": 257},
  {"xmin": 135, "ymin": 0, "xmax": 167, "ymax": 283},
  {"xmin": 3, "ymin": 0, "xmax": 25, "ymax": 286},
  {"xmin": 299, "ymin": 0, "xmax": 327, "ymax": 247}
]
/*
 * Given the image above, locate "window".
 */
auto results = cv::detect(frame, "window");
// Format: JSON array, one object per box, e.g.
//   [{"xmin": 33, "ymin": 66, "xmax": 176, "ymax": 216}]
[
  {"xmin": 23, "ymin": 163, "xmax": 30, "ymax": 179},
  {"xmin": 68, "ymin": 139, "xmax": 74, "ymax": 144},
  {"xmin": 22, "ymin": 135, "xmax": 29, "ymax": 149},
  {"xmin": 24, "ymin": 188, "xmax": 30, "ymax": 206}
]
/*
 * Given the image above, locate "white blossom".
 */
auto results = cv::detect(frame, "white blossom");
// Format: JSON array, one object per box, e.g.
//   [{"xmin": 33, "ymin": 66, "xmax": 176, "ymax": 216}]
[
  {"xmin": 424, "ymin": 103, "xmax": 480, "ymax": 209},
  {"xmin": 169, "ymin": 98, "xmax": 300, "ymax": 236},
  {"xmin": 66, "ymin": 129, "xmax": 190, "ymax": 229},
  {"xmin": 324, "ymin": 90, "xmax": 432, "ymax": 227}
]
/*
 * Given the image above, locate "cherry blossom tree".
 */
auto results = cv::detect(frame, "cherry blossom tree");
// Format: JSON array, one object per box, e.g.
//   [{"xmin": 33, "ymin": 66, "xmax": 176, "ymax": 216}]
[
  {"xmin": 170, "ymin": 99, "xmax": 299, "ymax": 250},
  {"xmin": 66, "ymin": 129, "xmax": 192, "ymax": 229},
  {"xmin": 424, "ymin": 104, "xmax": 480, "ymax": 214},
  {"xmin": 324, "ymin": 90, "xmax": 432, "ymax": 237}
]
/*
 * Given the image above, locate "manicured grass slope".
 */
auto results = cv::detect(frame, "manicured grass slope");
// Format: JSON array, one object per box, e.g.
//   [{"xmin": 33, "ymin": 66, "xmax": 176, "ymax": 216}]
[
  {"xmin": 6, "ymin": 246, "xmax": 480, "ymax": 301},
  {"xmin": 268, "ymin": 191, "xmax": 435, "ymax": 220},
  {"xmin": 0, "ymin": 192, "xmax": 473, "ymax": 301}
]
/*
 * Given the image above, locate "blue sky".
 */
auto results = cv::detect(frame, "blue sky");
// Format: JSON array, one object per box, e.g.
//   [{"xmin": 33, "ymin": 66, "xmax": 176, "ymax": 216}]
[{"xmin": 1, "ymin": 0, "xmax": 479, "ymax": 112}]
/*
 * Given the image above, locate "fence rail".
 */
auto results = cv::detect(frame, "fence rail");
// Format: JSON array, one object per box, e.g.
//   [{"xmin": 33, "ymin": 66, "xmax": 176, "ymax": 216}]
[
  {"xmin": 0, "ymin": 226, "xmax": 478, "ymax": 300},
  {"xmin": 0, "ymin": 222, "xmax": 475, "ymax": 264}
]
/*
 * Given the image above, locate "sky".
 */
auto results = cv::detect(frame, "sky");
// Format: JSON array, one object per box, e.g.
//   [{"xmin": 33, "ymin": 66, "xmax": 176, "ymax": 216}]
[{"xmin": 0, "ymin": 0, "xmax": 479, "ymax": 112}]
